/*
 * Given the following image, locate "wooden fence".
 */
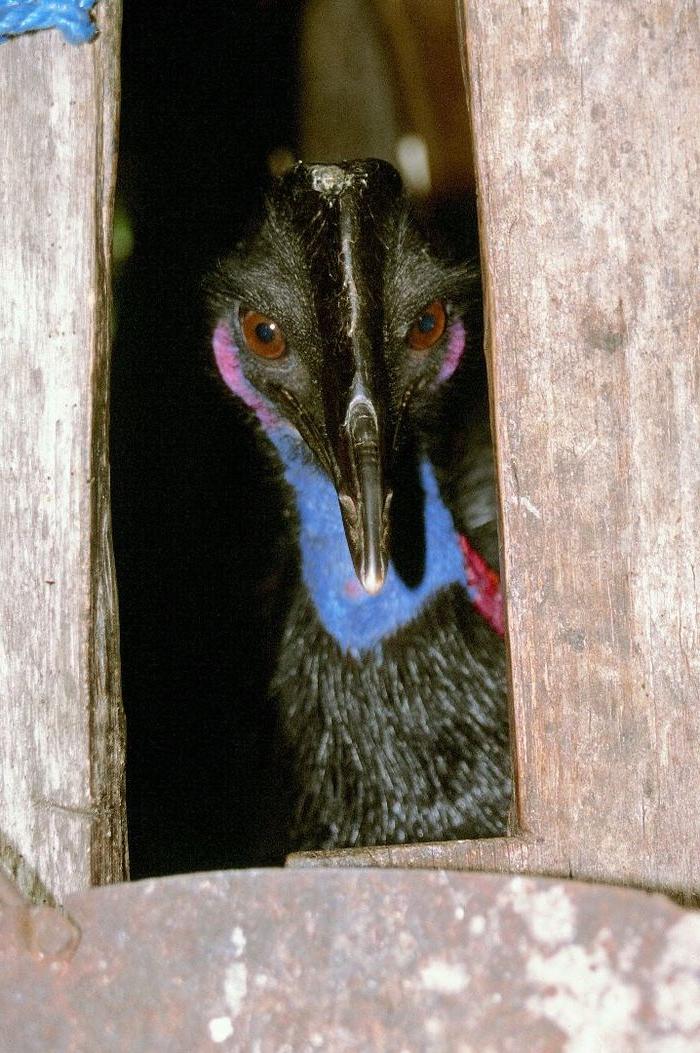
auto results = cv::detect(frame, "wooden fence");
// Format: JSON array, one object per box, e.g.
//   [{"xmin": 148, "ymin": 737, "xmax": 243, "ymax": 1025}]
[{"xmin": 1, "ymin": 1, "xmax": 699, "ymax": 906}]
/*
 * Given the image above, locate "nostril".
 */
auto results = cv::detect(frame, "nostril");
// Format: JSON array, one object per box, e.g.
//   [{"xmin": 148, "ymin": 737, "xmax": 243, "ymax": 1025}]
[{"xmin": 338, "ymin": 493, "xmax": 357, "ymax": 524}]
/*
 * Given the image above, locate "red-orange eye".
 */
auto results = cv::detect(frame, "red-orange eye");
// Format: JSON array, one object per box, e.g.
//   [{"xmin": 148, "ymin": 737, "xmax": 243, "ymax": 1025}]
[
  {"xmin": 241, "ymin": 310, "xmax": 287, "ymax": 360},
  {"xmin": 406, "ymin": 300, "xmax": 447, "ymax": 351}
]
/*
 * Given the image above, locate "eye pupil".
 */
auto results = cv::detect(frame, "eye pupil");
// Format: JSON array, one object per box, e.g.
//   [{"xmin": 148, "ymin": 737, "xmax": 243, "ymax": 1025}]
[
  {"xmin": 418, "ymin": 313, "xmax": 436, "ymax": 334},
  {"xmin": 255, "ymin": 321, "xmax": 276, "ymax": 343}
]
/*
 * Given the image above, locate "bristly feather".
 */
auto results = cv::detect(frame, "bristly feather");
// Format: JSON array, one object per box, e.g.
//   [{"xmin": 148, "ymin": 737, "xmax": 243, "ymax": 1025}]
[
  {"xmin": 274, "ymin": 584, "xmax": 508, "ymax": 850},
  {"xmin": 208, "ymin": 160, "xmax": 511, "ymax": 853}
]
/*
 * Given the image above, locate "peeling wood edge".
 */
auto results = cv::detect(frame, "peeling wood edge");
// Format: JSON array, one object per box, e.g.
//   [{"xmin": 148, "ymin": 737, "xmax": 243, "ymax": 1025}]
[
  {"xmin": 286, "ymin": 836, "xmax": 539, "ymax": 871},
  {"xmin": 87, "ymin": 0, "xmax": 128, "ymax": 887},
  {"xmin": 456, "ymin": 0, "xmax": 524, "ymax": 838}
]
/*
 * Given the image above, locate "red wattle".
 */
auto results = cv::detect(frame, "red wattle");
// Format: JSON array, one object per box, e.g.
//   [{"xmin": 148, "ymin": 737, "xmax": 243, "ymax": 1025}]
[{"xmin": 458, "ymin": 535, "xmax": 505, "ymax": 637}]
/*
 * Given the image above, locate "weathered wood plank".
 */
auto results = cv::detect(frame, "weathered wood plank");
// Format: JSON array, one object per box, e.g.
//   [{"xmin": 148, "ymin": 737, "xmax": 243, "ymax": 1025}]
[
  {"xmin": 292, "ymin": 2, "xmax": 700, "ymax": 901},
  {"xmin": 0, "ymin": 4, "xmax": 126, "ymax": 903},
  {"xmin": 466, "ymin": 0, "xmax": 700, "ymax": 898}
]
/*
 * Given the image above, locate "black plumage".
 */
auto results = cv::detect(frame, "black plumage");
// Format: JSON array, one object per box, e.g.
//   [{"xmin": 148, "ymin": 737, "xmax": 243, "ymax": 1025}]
[{"xmin": 209, "ymin": 159, "xmax": 510, "ymax": 854}]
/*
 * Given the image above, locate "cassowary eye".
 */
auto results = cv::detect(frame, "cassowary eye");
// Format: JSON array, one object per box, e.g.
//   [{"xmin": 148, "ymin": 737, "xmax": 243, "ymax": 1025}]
[
  {"xmin": 406, "ymin": 300, "xmax": 447, "ymax": 351},
  {"xmin": 241, "ymin": 309, "xmax": 287, "ymax": 360}
]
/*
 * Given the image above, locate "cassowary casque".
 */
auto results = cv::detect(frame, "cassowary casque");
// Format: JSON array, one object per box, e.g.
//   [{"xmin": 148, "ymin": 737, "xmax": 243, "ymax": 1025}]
[{"xmin": 210, "ymin": 159, "xmax": 510, "ymax": 853}]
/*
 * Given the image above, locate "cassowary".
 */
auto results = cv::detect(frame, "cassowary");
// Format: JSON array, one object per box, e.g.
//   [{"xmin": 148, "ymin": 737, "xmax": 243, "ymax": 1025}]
[{"xmin": 210, "ymin": 159, "xmax": 510, "ymax": 854}]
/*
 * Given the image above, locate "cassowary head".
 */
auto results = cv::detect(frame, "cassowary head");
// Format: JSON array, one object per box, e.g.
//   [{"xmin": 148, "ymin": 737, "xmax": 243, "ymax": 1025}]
[{"xmin": 211, "ymin": 159, "xmax": 476, "ymax": 595}]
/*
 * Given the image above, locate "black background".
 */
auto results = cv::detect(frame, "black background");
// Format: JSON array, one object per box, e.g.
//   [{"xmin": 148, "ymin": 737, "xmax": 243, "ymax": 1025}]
[{"xmin": 112, "ymin": 0, "xmax": 302, "ymax": 877}]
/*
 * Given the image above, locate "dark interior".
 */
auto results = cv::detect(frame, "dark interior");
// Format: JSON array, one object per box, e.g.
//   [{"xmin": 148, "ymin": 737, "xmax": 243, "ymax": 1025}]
[{"xmin": 112, "ymin": 0, "xmax": 479, "ymax": 878}]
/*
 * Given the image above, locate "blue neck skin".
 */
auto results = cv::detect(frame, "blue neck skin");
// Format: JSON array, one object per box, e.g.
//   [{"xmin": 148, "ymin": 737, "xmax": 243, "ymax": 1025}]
[{"xmin": 270, "ymin": 428, "xmax": 465, "ymax": 654}]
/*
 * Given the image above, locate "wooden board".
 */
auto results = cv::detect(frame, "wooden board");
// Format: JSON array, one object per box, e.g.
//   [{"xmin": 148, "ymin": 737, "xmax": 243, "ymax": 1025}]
[
  {"xmin": 291, "ymin": 1, "xmax": 700, "ymax": 902},
  {"xmin": 0, "ymin": 5, "xmax": 126, "ymax": 903}
]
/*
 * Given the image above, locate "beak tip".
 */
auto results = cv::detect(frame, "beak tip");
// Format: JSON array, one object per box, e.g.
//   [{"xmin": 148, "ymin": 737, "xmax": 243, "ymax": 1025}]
[{"xmin": 360, "ymin": 565, "xmax": 386, "ymax": 596}]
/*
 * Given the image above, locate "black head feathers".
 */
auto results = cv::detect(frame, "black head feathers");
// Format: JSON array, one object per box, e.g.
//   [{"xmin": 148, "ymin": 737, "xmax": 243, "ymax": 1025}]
[{"xmin": 210, "ymin": 159, "xmax": 479, "ymax": 592}]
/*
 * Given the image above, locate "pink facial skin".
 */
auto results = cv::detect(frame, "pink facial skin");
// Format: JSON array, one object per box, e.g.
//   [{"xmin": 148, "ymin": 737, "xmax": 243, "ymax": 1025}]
[
  {"xmin": 437, "ymin": 320, "xmax": 466, "ymax": 383},
  {"xmin": 212, "ymin": 322, "xmax": 279, "ymax": 429}
]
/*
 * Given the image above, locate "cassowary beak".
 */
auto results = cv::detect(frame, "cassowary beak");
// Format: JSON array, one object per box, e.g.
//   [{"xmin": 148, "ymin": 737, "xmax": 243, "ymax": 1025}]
[{"xmin": 337, "ymin": 387, "xmax": 392, "ymax": 595}]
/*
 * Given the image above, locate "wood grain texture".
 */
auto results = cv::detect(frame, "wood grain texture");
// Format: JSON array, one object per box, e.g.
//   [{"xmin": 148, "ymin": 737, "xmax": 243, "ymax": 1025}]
[
  {"xmin": 292, "ymin": 2, "xmax": 700, "ymax": 901},
  {"xmin": 0, "ymin": 4, "xmax": 126, "ymax": 903},
  {"xmin": 465, "ymin": 0, "xmax": 700, "ymax": 899}
]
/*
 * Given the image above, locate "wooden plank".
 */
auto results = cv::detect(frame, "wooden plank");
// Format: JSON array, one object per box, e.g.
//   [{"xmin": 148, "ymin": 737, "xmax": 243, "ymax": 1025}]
[
  {"xmin": 468, "ymin": 0, "xmax": 700, "ymax": 899},
  {"xmin": 292, "ymin": 2, "xmax": 700, "ymax": 901},
  {"xmin": 0, "ymin": 5, "xmax": 126, "ymax": 903}
]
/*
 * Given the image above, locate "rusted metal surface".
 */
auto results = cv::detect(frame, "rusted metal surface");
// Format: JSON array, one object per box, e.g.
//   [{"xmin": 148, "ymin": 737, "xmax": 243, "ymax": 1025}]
[{"xmin": 1, "ymin": 868, "xmax": 699, "ymax": 1051}]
